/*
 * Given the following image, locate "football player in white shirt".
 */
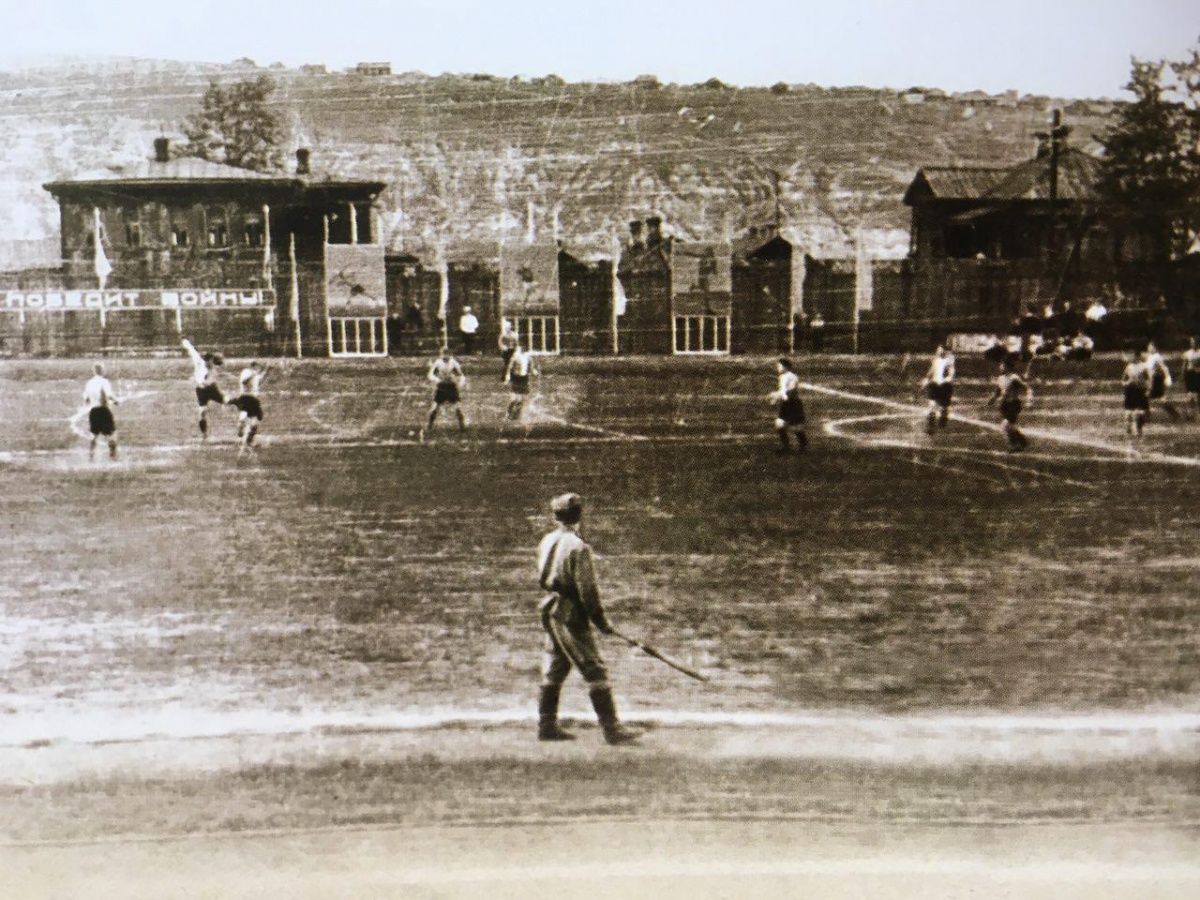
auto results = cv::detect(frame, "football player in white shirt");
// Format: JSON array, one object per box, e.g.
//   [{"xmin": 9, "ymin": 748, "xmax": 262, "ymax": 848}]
[
  {"xmin": 229, "ymin": 361, "xmax": 268, "ymax": 453},
  {"xmin": 921, "ymin": 343, "xmax": 956, "ymax": 434},
  {"xmin": 181, "ymin": 338, "xmax": 227, "ymax": 440},
  {"xmin": 82, "ymin": 362, "xmax": 122, "ymax": 461}
]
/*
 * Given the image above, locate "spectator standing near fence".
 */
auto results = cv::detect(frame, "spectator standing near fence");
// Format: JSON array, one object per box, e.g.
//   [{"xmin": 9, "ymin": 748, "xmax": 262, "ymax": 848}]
[{"xmin": 458, "ymin": 306, "xmax": 480, "ymax": 356}]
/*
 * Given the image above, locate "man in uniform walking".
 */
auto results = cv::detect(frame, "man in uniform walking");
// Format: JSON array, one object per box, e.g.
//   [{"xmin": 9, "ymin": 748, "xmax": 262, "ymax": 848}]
[{"xmin": 536, "ymin": 493, "xmax": 639, "ymax": 745}]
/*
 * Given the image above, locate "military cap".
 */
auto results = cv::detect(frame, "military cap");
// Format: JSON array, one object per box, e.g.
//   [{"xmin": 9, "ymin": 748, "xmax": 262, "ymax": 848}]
[{"xmin": 551, "ymin": 492, "xmax": 583, "ymax": 521}]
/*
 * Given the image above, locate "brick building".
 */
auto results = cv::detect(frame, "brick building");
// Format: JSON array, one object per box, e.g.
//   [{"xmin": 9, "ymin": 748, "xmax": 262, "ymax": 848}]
[{"xmin": 24, "ymin": 140, "xmax": 387, "ymax": 357}]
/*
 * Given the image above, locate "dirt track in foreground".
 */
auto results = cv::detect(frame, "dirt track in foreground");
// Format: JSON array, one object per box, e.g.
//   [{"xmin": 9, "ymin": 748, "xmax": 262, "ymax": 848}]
[{"xmin": 5, "ymin": 819, "xmax": 1200, "ymax": 900}]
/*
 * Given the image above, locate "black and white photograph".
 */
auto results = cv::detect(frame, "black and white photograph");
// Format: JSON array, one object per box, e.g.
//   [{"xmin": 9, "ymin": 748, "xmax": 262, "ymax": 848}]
[{"xmin": 1, "ymin": 1, "xmax": 1198, "ymax": 897}]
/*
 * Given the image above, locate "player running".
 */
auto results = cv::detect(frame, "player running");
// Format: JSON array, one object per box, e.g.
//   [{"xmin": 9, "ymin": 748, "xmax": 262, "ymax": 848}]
[
  {"xmin": 498, "ymin": 320, "xmax": 519, "ymax": 381},
  {"xmin": 986, "ymin": 358, "xmax": 1032, "ymax": 451},
  {"xmin": 1182, "ymin": 336, "xmax": 1200, "ymax": 419},
  {"xmin": 504, "ymin": 344, "xmax": 538, "ymax": 421},
  {"xmin": 921, "ymin": 343, "xmax": 956, "ymax": 434},
  {"xmin": 82, "ymin": 362, "xmax": 122, "ymax": 461},
  {"xmin": 536, "ymin": 493, "xmax": 639, "ymax": 746},
  {"xmin": 228, "ymin": 360, "xmax": 268, "ymax": 454},
  {"xmin": 425, "ymin": 346, "xmax": 467, "ymax": 435},
  {"xmin": 770, "ymin": 358, "xmax": 808, "ymax": 452},
  {"xmin": 1122, "ymin": 348, "xmax": 1152, "ymax": 440},
  {"xmin": 1144, "ymin": 342, "xmax": 1180, "ymax": 420},
  {"xmin": 181, "ymin": 338, "xmax": 227, "ymax": 441}
]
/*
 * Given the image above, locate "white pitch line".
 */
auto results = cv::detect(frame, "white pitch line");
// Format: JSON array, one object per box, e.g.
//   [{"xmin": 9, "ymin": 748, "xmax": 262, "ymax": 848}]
[
  {"xmin": 824, "ymin": 412, "xmax": 1098, "ymax": 488},
  {"xmin": 804, "ymin": 381, "xmax": 1200, "ymax": 468},
  {"xmin": 534, "ymin": 411, "xmax": 650, "ymax": 441}
]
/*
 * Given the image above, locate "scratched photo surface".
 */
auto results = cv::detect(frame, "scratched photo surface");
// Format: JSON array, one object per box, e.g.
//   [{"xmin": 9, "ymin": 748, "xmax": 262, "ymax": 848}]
[{"xmin": 1, "ymin": 2, "xmax": 1199, "ymax": 898}]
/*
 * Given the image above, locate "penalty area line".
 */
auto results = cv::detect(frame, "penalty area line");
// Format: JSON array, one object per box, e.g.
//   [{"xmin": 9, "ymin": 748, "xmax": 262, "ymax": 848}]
[{"xmin": 804, "ymin": 381, "xmax": 1200, "ymax": 469}]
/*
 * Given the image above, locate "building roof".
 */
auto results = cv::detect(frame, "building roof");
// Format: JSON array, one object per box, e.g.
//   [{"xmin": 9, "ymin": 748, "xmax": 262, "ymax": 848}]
[
  {"xmin": 44, "ymin": 157, "xmax": 294, "ymax": 192},
  {"xmin": 984, "ymin": 147, "xmax": 1102, "ymax": 202},
  {"xmin": 44, "ymin": 154, "xmax": 387, "ymax": 198},
  {"xmin": 904, "ymin": 147, "xmax": 1103, "ymax": 206},
  {"xmin": 903, "ymin": 167, "xmax": 1010, "ymax": 204}
]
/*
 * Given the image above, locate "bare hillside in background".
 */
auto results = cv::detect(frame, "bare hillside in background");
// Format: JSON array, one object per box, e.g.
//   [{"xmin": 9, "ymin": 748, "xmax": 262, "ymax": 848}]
[{"xmin": 0, "ymin": 57, "xmax": 1118, "ymax": 266}]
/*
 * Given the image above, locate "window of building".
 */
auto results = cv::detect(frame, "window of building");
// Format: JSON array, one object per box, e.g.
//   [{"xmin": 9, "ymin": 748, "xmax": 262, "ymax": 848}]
[
  {"xmin": 206, "ymin": 208, "xmax": 229, "ymax": 248},
  {"xmin": 171, "ymin": 228, "xmax": 189, "ymax": 248},
  {"xmin": 673, "ymin": 315, "xmax": 729, "ymax": 354},
  {"xmin": 244, "ymin": 220, "xmax": 264, "ymax": 248},
  {"xmin": 328, "ymin": 316, "xmax": 387, "ymax": 356},
  {"xmin": 514, "ymin": 315, "xmax": 560, "ymax": 354},
  {"xmin": 125, "ymin": 221, "xmax": 141, "ymax": 247}
]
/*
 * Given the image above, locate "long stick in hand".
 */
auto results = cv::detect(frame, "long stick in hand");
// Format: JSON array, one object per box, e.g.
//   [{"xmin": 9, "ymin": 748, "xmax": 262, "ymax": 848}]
[{"xmin": 610, "ymin": 628, "xmax": 709, "ymax": 682}]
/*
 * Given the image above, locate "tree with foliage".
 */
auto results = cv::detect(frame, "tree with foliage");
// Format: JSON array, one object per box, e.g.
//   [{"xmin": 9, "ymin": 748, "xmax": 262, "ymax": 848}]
[
  {"xmin": 180, "ymin": 75, "xmax": 286, "ymax": 173},
  {"xmin": 1098, "ymin": 51, "xmax": 1200, "ymax": 261}
]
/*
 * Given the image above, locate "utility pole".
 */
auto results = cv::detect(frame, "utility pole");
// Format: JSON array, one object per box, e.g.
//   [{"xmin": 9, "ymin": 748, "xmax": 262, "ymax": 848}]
[
  {"xmin": 1035, "ymin": 110, "xmax": 1072, "ymax": 234},
  {"xmin": 772, "ymin": 169, "xmax": 783, "ymax": 230},
  {"xmin": 1035, "ymin": 109, "xmax": 1072, "ymax": 297}
]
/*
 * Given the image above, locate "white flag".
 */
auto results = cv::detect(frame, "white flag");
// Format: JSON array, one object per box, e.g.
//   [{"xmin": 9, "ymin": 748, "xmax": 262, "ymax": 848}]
[
  {"xmin": 262, "ymin": 204, "xmax": 272, "ymax": 291},
  {"xmin": 93, "ymin": 207, "xmax": 112, "ymax": 290}
]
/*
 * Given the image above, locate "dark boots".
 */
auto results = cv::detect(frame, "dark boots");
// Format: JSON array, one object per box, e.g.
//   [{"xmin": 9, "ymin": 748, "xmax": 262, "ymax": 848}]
[
  {"xmin": 537, "ymin": 684, "xmax": 575, "ymax": 741},
  {"xmin": 589, "ymin": 686, "xmax": 639, "ymax": 745}
]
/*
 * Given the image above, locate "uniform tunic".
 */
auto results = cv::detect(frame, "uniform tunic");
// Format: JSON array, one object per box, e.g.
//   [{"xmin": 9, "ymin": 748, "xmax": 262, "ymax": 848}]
[{"xmin": 537, "ymin": 526, "xmax": 614, "ymax": 688}]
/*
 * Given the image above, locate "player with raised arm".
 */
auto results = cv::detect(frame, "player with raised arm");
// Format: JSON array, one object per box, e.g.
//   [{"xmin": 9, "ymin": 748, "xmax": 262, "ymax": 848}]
[
  {"xmin": 229, "ymin": 360, "xmax": 268, "ymax": 454},
  {"xmin": 770, "ymin": 358, "xmax": 808, "ymax": 452},
  {"xmin": 1122, "ymin": 348, "xmax": 1151, "ymax": 440},
  {"xmin": 82, "ymin": 362, "xmax": 122, "ymax": 461},
  {"xmin": 986, "ymin": 357, "xmax": 1032, "ymax": 452},
  {"xmin": 504, "ymin": 343, "xmax": 538, "ymax": 422},
  {"xmin": 181, "ymin": 338, "xmax": 226, "ymax": 441},
  {"xmin": 425, "ymin": 345, "xmax": 467, "ymax": 435},
  {"xmin": 921, "ymin": 343, "xmax": 956, "ymax": 434},
  {"xmin": 1181, "ymin": 336, "xmax": 1200, "ymax": 419}
]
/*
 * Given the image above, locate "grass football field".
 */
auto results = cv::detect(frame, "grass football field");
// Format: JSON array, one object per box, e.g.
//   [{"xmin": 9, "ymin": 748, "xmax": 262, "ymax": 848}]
[{"xmin": 0, "ymin": 351, "xmax": 1198, "ymax": 848}]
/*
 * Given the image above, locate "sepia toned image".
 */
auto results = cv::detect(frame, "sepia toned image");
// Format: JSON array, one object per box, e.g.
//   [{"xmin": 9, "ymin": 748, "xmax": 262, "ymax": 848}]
[{"xmin": 1, "ymin": 1, "xmax": 1198, "ymax": 896}]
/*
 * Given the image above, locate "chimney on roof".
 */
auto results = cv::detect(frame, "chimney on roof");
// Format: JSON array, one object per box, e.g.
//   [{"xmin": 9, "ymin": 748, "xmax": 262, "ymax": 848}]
[
  {"xmin": 646, "ymin": 216, "xmax": 663, "ymax": 248},
  {"xmin": 628, "ymin": 220, "xmax": 644, "ymax": 250},
  {"xmin": 296, "ymin": 148, "xmax": 311, "ymax": 175},
  {"xmin": 154, "ymin": 137, "xmax": 170, "ymax": 163}
]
